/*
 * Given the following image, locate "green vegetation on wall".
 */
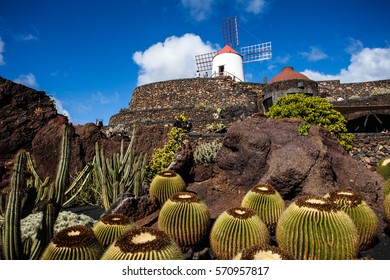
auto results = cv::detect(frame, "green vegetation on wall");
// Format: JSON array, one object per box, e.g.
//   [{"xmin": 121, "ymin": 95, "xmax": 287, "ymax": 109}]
[{"xmin": 265, "ymin": 93, "xmax": 354, "ymax": 151}]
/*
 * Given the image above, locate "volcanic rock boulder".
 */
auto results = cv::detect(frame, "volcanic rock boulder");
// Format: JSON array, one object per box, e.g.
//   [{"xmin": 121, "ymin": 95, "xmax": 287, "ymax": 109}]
[{"xmin": 189, "ymin": 116, "xmax": 384, "ymax": 217}]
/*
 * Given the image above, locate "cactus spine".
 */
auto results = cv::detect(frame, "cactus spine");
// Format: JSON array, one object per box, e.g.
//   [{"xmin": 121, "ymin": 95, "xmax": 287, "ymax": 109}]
[
  {"xmin": 93, "ymin": 213, "xmax": 135, "ymax": 248},
  {"xmin": 234, "ymin": 244, "xmax": 290, "ymax": 260},
  {"xmin": 210, "ymin": 207, "xmax": 270, "ymax": 260},
  {"xmin": 276, "ymin": 195, "xmax": 359, "ymax": 260},
  {"xmin": 158, "ymin": 192, "xmax": 210, "ymax": 248},
  {"xmin": 149, "ymin": 170, "xmax": 186, "ymax": 206},
  {"xmin": 241, "ymin": 183, "xmax": 285, "ymax": 233},
  {"xmin": 101, "ymin": 227, "xmax": 183, "ymax": 260},
  {"xmin": 2, "ymin": 150, "xmax": 26, "ymax": 260},
  {"xmin": 41, "ymin": 225, "xmax": 103, "ymax": 260},
  {"xmin": 325, "ymin": 189, "xmax": 379, "ymax": 250}
]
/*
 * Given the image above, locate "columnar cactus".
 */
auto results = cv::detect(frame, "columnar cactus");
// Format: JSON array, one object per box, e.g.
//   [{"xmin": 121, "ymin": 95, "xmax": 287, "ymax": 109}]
[
  {"xmin": 234, "ymin": 244, "xmax": 291, "ymax": 260},
  {"xmin": 93, "ymin": 213, "xmax": 135, "ymax": 248},
  {"xmin": 41, "ymin": 225, "xmax": 103, "ymax": 260},
  {"xmin": 2, "ymin": 150, "xmax": 26, "ymax": 260},
  {"xmin": 325, "ymin": 189, "xmax": 379, "ymax": 250},
  {"xmin": 149, "ymin": 170, "xmax": 186, "ymax": 206},
  {"xmin": 210, "ymin": 207, "xmax": 270, "ymax": 260},
  {"xmin": 158, "ymin": 192, "xmax": 210, "ymax": 248},
  {"xmin": 101, "ymin": 227, "xmax": 184, "ymax": 260},
  {"xmin": 276, "ymin": 195, "xmax": 359, "ymax": 260},
  {"xmin": 241, "ymin": 183, "xmax": 285, "ymax": 233}
]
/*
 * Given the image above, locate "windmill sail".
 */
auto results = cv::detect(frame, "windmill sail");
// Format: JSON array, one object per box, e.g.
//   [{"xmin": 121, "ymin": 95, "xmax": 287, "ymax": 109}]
[
  {"xmin": 195, "ymin": 51, "xmax": 217, "ymax": 71},
  {"xmin": 222, "ymin": 16, "xmax": 239, "ymax": 48},
  {"xmin": 241, "ymin": 42, "xmax": 272, "ymax": 63}
]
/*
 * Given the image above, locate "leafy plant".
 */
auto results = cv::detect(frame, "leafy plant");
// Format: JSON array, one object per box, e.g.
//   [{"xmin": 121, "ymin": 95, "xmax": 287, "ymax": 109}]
[
  {"xmin": 206, "ymin": 123, "xmax": 227, "ymax": 133},
  {"xmin": 266, "ymin": 93, "xmax": 354, "ymax": 151},
  {"xmin": 146, "ymin": 127, "xmax": 188, "ymax": 181},
  {"xmin": 298, "ymin": 122, "xmax": 311, "ymax": 136},
  {"xmin": 194, "ymin": 140, "xmax": 222, "ymax": 164}
]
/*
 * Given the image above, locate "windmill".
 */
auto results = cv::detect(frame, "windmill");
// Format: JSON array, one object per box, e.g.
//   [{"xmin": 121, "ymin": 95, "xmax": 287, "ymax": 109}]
[{"xmin": 195, "ymin": 16, "xmax": 272, "ymax": 82}]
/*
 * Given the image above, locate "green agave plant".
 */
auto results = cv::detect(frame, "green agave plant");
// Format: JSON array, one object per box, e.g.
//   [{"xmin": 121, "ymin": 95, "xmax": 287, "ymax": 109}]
[
  {"xmin": 377, "ymin": 157, "xmax": 390, "ymax": 180},
  {"xmin": 325, "ymin": 189, "xmax": 379, "ymax": 250},
  {"xmin": 276, "ymin": 195, "xmax": 359, "ymax": 260},
  {"xmin": 40, "ymin": 225, "xmax": 103, "ymax": 260},
  {"xmin": 241, "ymin": 183, "xmax": 285, "ymax": 233},
  {"xmin": 93, "ymin": 213, "xmax": 135, "ymax": 248},
  {"xmin": 210, "ymin": 207, "xmax": 270, "ymax": 260},
  {"xmin": 158, "ymin": 191, "xmax": 210, "ymax": 248},
  {"xmin": 234, "ymin": 244, "xmax": 291, "ymax": 260},
  {"xmin": 101, "ymin": 227, "xmax": 183, "ymax": 260},
  {"xmin": 149, "ymin": 170, "xmax": 186, "ymax": 206}
]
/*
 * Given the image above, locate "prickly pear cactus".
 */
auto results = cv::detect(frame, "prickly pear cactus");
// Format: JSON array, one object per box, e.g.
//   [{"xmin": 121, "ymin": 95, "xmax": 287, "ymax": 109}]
[
  {"xmin": 101, "ymin": 227, "xmax": 183, "ymax": 260},
  {"xmin": 149, "ymin": 170, "xmax": 186, "ymax": 206},
  {"xmin": 325, "ymin": 189, "xmax": 379, "ymax": 250},
  {"xmin": 241, "ymin": 183, "xmax": 285, "ymax": 233},
  {"xmin": 158, "ymin": 192, "xmax": 210, "ymax": 248},
  {"xmin": 276, "ymin": 195, "xmax": 359, "ymax": 260},
  {"xmin": 40, "ymin": 225, "xmax": 103, "ymax": 260},
  {"xmin": 210, "ymin": 207, "xmax": 270, "ymax": 260},
  {"xmin": 93, "ymin": 213, "xmax": 135, "ymax": 248}
]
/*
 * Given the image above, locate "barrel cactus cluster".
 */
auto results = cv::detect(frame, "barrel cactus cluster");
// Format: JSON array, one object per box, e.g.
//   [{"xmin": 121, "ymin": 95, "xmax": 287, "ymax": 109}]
[
  {"xmin": 210, "ymin": 207, "xmax": 270, "ymax": 259},
  {"xmin": 241, "ymin": 183, "xmax": 285, "ymax": 233},
  {"xmin": 158, "ymin": 191, "xmax": 210, "ymax": 248},
  {"xmin": 149, "ymin": 170, "xmax": 186, "ymax": 206},
  {"xmin": 276, "ymin": 195, "xmax": 359, "ymax": 260},
  {"xmin": 324, "ymin": 189, "xmax": 379, "ymax": 250}
]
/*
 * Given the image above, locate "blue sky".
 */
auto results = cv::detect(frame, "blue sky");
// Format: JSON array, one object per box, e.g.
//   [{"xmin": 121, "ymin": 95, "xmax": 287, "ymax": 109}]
[{"xmin": 0, "ymin": 0, "xmax": 389, "ymax": 125}]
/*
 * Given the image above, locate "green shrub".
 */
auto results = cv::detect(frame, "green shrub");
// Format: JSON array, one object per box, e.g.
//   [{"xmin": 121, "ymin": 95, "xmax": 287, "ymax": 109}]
[
  {"xmin": 146, "ymin": 127, "xmax": 188, "ymax": 181},
  {"xmin": 265, "ymin": 93, "xmax": 354, "ymax": 151},
  {"xmin": 194, "ymin": 140, "xmax": 222, "ymax": 164}
]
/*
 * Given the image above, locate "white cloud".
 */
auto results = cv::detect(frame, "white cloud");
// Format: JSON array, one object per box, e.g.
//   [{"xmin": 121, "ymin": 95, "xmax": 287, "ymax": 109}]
[
  {"xmin": 132, "ymin": 33, "xmax": 217, "ymax": 86},
  {"xmin": 345, "ymin": 38, "xmax": 364, "ymax": 55},
  {"xmin": 51, "ymin": 97, "xmax": 72, "ymax": 121},
  {"xmin": 13, "ymin": 73, "xmax": 39, "ymax": 88},
  {"xmin": 300, "ymin": 46, "xmax": 328, "ymax": 62},
  {"xmin": 0, "ymin": 37, "xmax": 5, "ymax": 65},
  {"xmin": 239, "ymin": 0, "xmax": 267, "ymax": 15},
  {"xmin": 181, "ymin": 0, "xmax": 214, "ymax": 21},
  {"xmin": 302, "ymin": 46, "xmax": 390, "ymax": 82}
]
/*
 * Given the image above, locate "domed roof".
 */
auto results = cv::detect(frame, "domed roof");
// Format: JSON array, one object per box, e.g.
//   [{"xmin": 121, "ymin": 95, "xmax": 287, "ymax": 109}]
[{"xmin": 269, "ymin": 66, "xmax": 310, "ymax": 83}]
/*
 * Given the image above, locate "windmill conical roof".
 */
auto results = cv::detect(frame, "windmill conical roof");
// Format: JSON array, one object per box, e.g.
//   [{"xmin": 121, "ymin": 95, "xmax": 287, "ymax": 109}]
[{"xmin": 217, "ymin": 45, "xmax": 240, "ymax": 55}]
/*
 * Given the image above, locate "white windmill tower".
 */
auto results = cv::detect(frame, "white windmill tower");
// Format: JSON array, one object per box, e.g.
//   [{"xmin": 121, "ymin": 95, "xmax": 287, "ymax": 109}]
[{"xmin": 195, "ymin": 16, "xmax": 272, "ymax": 82}]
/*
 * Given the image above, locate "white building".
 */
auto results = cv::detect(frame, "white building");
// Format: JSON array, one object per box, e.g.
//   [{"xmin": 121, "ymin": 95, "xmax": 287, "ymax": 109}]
[{"xmin": 212, "ymin": 45, "xmax": 245, "ymax": 82}]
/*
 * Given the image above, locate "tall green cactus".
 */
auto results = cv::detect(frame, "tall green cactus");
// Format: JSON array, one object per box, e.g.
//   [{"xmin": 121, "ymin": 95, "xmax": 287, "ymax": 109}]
[
  {"xmin": 93, "ymin": 127, "xmax": 148, "ymax": 211},
  {"xmin": 29, "ymin": 123, "xmax": 72, "ymax": 259},
  {"xmin": 2, "ymin": 150, "xmax": 26, "ymax": 260}
]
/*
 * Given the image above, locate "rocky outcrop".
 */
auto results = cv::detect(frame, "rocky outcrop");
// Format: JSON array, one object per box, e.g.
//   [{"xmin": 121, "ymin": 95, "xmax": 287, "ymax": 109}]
[{"xmin": 188, "ymin": 116, "xmax": 385, "ymax": 218}]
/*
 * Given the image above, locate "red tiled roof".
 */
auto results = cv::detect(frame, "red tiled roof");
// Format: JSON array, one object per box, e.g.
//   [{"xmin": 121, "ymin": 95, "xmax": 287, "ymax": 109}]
[
  {"xmin": 269, "ymin": 66, "xmax": 310, "ymax": 83},
  {"xmin": 217, "ymin": 45, "xmax": 240, "ymax": 55}
]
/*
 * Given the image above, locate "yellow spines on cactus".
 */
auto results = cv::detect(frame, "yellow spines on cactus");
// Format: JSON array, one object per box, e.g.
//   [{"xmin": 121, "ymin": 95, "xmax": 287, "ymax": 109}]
[
  {"xmin": 325, "ymin": 189, "xmax": 379, "ymax": 250},
  {"xmin": 41, "ymin": 225, "xmax": 103, "ymax": 260},
  {"xmin": 234, "ymin": 244, "xmax": 291, "ymax": 260},
  {"xmin": 158, "ymin": 191, "xmax": 210, "ymax": 248},
  {"xmin": 101, "ymin": 227, "xmax": 183, "ymax": 260},
  {"xmin": 276, "ymin": 195, "xmax": 359, "ymax": 260},
  {"xmin": 93, "ymin": 213, "xmax": 135, "ymax": 248},
  {"xmin": 210, "ymin": 207, "xmax": 270, "ymax": 260},
  {"xmin": 377, "ymin": 157, "xmax": 390, "ymax": 180},
  {"xmin": 241, "ymin": 183, "xmax": 285, "ymax": 233},
  {"xmin": 149, "ymin": 170, "xmax": 186, "ymax": 206}
]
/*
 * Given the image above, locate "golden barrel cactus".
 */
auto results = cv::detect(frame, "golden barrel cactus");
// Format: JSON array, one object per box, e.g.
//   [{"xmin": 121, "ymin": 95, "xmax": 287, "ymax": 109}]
[
  {"xmin": 234, "ymin": 244, "xmax": 290, "ymax": 260},
  {"xmin": 101, "ymin": 227, "xmax": 183, "ymax": 260},
  {"xmin": 158, "ymin": 191, "xmax": 210, "ymax": 248},
  {"xmin": 210, "ymin": 207, "xmax": 270, "ymax": 260},
  {"xmin": 41, "ymin": 225, "xmax": 103, "ymax": 260},
  {"xmin": 93, "ymin": 213, "xmax": 135, "ymax": 248},
  {"xmin": 325, "ymin": 189, "xmax": 379, "ymax": 250},
  {"xmin": 276, "ymin": 195, "xmax": 359, "ymax": 260},
  {"xmin": 149, "ymin": 170, "xmax": 186, "ymax": 206},
  {"xmin": 241, "ymin": 183, "xmax": 285, "ymax": 233}
]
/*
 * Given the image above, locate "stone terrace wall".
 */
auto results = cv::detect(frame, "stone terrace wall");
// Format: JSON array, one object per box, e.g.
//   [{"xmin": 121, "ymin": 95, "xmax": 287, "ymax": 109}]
[
  {"xmin": 318, "ymin": 79, "xmax": 390, "ymax": 100},
  {"xmin": 110, "ymin": 78, "xmax": 264, "ymax": 133}
]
